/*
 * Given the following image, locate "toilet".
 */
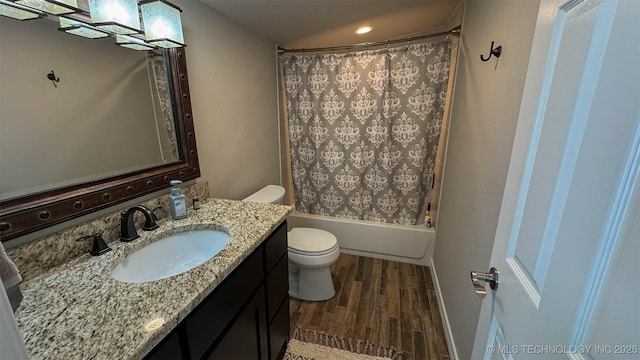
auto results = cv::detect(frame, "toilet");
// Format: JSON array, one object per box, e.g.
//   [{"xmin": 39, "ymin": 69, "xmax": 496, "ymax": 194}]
[
  {"xmin": 287, "ymin": 227, "xmax": 339, "ymax": 301},
  {"xmin": 243, "ymin": 185, "xmax": 340, "ymax": 301}
]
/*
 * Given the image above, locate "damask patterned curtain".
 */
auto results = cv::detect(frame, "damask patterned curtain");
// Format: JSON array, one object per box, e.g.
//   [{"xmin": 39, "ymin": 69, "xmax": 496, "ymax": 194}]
[
  {"xmin": 282, "ymin": 40, "xmax": 451, "ymax": 225},
  {"xmin": 147, "ymin": 53, "xmax": 179, "ymax": 161}
]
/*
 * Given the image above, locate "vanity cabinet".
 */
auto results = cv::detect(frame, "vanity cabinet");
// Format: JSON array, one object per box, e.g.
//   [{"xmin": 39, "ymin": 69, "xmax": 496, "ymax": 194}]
[
  {"xmin": 145, "ymin": 221, "xmax": 289, "ymax": 360},
  {"xmin": 206, "ymin": 287, "xmax": 268, "ymax": 360}
]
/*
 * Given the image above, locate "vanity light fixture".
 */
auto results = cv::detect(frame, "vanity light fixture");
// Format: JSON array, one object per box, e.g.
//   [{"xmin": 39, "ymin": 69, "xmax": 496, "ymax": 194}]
[
  {"xmin": 59, "ymin": 17, "xmax": 110, "ymax": 39},
  {"xmin": 1, "ymin": 0, "xmax": 186, "ymax": 50},
  {"xmin": 87, "ymin": 0, "xmax": 140, "ymax": 35},
  {"xmin": 0, "ymin": 0, "xmax": 45, "ymax": 20},
  {"xmin": 14, "ymin": 0, "xmax": 78, "ymax": 15},
  {"xmin": 355, "ymin": 25, "xmax": 373, "ymax": 35},
  {"xmin": 139, "ymin": 0, "xmax": 184, "ymax": 48},
  {"xmin": 116, "ymin": 34, "xmax": 156, "ymax": 51}
]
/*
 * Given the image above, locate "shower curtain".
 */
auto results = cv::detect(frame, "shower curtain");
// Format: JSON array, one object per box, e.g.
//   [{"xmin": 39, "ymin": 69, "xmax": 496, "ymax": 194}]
[
  {"xmin": 147, "ymin": 52, "xmax": 179, "ymax": 161},
  {"xmin": 282, "ymin": 40, "xmax": 451, "ymax": 225}
]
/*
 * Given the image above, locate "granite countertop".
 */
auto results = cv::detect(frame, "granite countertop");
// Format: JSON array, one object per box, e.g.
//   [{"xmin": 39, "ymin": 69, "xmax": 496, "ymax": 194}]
[{"xmin": 14, "ymin": 198, "xmax": 292, "ymax": 360}]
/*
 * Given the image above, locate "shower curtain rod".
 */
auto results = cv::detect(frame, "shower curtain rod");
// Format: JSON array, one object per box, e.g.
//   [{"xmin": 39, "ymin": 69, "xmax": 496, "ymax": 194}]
[{"xmin": 277, "ymin": 25, "xmax": 461, "ymax": 54}]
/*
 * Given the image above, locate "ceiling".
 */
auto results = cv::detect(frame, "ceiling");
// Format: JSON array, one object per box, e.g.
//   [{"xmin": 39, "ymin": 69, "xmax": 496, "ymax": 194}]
[{"xmin": 199, "ymin": 0, "xmax": 461, "ymax": 49}]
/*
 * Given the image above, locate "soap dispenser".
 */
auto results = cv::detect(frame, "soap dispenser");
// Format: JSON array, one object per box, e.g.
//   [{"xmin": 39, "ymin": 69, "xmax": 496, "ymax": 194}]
[{"xmin": 168, "ymin": 180, "xmax": 188, "ymax": 220}]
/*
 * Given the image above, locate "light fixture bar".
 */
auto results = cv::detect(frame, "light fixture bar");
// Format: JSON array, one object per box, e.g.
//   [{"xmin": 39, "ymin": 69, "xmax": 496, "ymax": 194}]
[
  {"xmin": 59, "ymin": 17, "xmax": 110, "ymax": 39},
  {"xmin": 116, "ymin": 34, "xmax": 156, "ymax": 51},
  {"xmin": 0, "ymin": 0, "xmax": 45, "ymax": 20},
  {"xmin": 2, "ymin": 0, "xmax": 187, "ymax": 50},
  {"xmin": 15, "ymin": 0, "xmax": 78, "ymax": 15}
]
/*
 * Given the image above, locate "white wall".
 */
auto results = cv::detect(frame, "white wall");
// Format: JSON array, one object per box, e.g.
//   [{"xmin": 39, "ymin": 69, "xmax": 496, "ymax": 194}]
[
  {"xmin": 174, "ymin": 1, "xmax": 280, "ymax": 200},
  {"xmin": 432, "ymin": 0, "xmax": 540, "ymax": 358}
]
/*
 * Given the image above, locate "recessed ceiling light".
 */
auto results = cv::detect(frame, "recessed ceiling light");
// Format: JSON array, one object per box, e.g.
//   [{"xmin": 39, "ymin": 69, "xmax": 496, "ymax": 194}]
[{"xmin": 355, "ymin": 26, "xmax": 373, "ymax": 35}]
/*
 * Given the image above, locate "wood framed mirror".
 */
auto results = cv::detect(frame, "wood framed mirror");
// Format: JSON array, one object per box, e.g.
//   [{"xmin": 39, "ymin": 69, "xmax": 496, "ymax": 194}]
[{"xmin": 0, "ymin": 47, "xmax": 200, "ymax": 242}]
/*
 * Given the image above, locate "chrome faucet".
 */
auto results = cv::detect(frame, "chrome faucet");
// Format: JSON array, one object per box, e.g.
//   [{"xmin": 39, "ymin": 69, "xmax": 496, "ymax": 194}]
[{"xmin": 120, "ymin": 205, "xmax": 159, "ymax": 242}]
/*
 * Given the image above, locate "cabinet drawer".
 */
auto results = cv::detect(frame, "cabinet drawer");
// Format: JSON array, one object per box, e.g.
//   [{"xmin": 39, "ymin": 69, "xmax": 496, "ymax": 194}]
[
  {"xmin": 266, "ymin": 254, "xmax": 289, "ymax": 323},
  {"xmin": 185, "ymin": 250, "xmax": 264, "ymax": 359},
  {"xmin": 265, "ymin": 222, "xmax": 287, "ymax": 273}
]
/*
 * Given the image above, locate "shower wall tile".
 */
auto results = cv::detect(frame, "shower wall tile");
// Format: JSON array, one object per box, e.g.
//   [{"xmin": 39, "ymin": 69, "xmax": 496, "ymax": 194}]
[
  {"xmin": 430, "ymin": 36, "xmax": 459, "ymax": 229},
  {"xmin": 279, "ymin": 119, "xmax": 286, "ymax": 153},
  {"xmin": 280, "ymin": 156, "xmax": 289, "ymax": 188},
  {"xmin": 436, "ymin": 124, "xmax": 450, "ymax": 164},
  {"xmin": 282, "ymin": 181, "xmax": 294, "ymax": 206},
  {"xmin": 280, "ymin": 113, "xmax": 294, "ymax": 207},
  {"xmin": 430, "ymin": 158, "xmax": 445, "ymax": 227}
]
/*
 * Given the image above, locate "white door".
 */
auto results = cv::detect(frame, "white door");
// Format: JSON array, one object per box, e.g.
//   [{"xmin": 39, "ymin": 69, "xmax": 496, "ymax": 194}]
[
  {"xmin": 471, "ymin": 0, "xmax": 640, "ymax": 359},
  {"xmin": 0, "ymin": 280, "xmax": 28, "ymax": 359}
]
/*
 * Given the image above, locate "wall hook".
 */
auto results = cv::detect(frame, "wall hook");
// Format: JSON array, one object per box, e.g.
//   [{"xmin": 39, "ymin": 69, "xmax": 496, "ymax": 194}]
[
  {"xmin": 480, "ymin": 41, "xmax": 502, "ymax": 62},
  {"xmin": 47, "ymin": 70, "xmax": 60, "ymax": 85}
]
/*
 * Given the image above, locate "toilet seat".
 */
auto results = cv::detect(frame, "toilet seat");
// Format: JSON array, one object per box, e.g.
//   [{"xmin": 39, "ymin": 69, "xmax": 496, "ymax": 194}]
[
  {"xmin": 288, "ymin": 228, "xmax": 338, "ymax": 255},
  {"xmin": 288, "ymin": 243, "xmax": 339, "ymax": 256}
]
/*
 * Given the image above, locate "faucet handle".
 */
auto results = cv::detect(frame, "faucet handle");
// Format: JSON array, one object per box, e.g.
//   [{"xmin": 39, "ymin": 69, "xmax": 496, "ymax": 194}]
[
  {"xmin": 76, "ymin": 232, "xmax": 112, "ymax": 256},
  {"xmin": 142, "ymin": 206, "xmax": 159, "ymax": 231},
  {"xmin": 150, "ymin": 206, "xmax": 164, "ymax": 222}
]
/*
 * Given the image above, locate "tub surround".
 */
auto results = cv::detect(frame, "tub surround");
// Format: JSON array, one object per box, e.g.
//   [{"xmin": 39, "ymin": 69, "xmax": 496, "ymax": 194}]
[
  {"xmin": 288, "ymin": 210, "xmax": 434, "ymax": 266},
  {"xmin": 14, "ymin": 198, "xmax": 292, "ymax": 360}
]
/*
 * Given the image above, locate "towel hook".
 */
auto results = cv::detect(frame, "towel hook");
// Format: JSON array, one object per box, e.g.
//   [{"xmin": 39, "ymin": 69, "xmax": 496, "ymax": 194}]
[
  {"xmin": 47, "ymin": 70, "xmax": 60, "ymax": 85},
  {"xmin": 480, "ymin": 41, "xmax": 502, "ymax": 62}
]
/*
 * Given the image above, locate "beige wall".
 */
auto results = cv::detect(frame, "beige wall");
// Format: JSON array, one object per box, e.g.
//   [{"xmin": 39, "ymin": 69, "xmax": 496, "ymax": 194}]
[
  {"xmin": 0, "ymin": 17, "xmax": 163, "ymax": 198},
  {"xmin": 1, "ymin": 1, "xmax": 280, "ymax": 244},
  {"xmin": 174, "ymin": 1, "xmax": 280, "ymax": 200},
  {"xmin": 445, "ymin": 0, "xmax": 465, "ymax": 30},
  {"xmin": 433, "ymin": 0, "xmax": 540, "ymax": 358},
  {"xmin": 428, "ymin": 0, "xmax": 464, "ymax": 227}
]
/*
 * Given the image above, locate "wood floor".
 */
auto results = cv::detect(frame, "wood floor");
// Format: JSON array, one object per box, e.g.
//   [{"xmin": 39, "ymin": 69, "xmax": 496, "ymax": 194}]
[{"xmin": 290, "ymin": 253, "xmax": 450, "ymax": 360}]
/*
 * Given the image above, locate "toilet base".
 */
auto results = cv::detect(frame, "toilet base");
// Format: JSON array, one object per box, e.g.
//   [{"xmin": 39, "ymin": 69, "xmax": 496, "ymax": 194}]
[{"xmin": 289, "ymin": 265, "xmax": 336, "ymax": 301}]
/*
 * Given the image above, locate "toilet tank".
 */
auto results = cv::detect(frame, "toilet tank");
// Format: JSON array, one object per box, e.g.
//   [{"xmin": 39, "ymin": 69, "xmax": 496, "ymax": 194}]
[{"xmin": 242, "ymin": 185, "xmax": 285, "ymax": 204}]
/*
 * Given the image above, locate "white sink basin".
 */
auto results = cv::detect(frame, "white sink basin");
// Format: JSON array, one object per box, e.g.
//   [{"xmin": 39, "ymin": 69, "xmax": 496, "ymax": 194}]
[{"xmin": 112, "ymin": 229, "xmax": 230, "ymax": 283}]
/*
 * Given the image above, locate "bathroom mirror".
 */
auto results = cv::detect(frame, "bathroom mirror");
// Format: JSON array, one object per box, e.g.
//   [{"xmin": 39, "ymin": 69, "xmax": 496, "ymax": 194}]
[{"xmin": 0, "ymin": 17, "xmax": 200, "ymax": 242}]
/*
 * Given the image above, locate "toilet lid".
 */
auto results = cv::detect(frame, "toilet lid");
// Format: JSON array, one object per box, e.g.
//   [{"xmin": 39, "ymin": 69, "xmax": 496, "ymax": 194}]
[
  {"xmin": 288, "ymin": 228, "xmax": 338, "ymax": 255},
  {"xmin": 242, "ymin": 185, "xmax": 285, "ymax": 204}
]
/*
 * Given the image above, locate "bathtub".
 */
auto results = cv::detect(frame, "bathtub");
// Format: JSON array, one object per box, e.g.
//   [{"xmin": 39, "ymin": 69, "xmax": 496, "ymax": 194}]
[{"xmin": 286, "ymin": 210, "xmax": 435, "ymax": 266}]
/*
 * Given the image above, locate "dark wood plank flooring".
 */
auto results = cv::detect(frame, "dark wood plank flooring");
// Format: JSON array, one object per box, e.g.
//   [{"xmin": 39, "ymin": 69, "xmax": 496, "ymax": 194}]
[{"xmin": 290, "ymin": 253, "xmax": 450, "ymax": 360}]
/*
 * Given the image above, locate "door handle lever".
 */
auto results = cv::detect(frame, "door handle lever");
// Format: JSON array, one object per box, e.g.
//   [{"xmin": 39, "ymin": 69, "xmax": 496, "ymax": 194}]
[{"xmin": 470, "ymin": 267, "xmax": 499, "ymax": 299}]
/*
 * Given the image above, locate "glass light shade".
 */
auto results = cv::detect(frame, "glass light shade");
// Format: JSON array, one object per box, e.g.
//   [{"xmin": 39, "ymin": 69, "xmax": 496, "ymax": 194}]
[
  {"xmin": 15, "ymin": 0, "xmax": 78, "ymax": 15},
  {"xmin": 59, "ymin": 17, "xmax": 110, "ymax": 39},
  {"xmin": 116, "ymin": 34, "xmax": 155, "ymax": 51},
  {"xmin": 355, "ymin": 26, "xmax": 374, "ymax": 35},
  {"xmin": 140, "ymin": 0, "xmax": 184, "ymax": 48},
  {"xmin": 0, "ymin": 0, "xmax": 44, "ymax": 20},
  {"xmin": 87, "ymin": 0, "xmax": 140, "ymax": 35}
]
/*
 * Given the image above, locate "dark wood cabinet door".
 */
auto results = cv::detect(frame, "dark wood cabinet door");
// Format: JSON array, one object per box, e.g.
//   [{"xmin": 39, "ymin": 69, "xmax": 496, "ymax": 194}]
[
  {"xmin": 144, "ymin": 330, "xmax": 184, "ymax": 360},
  {"xmin": 266, "ymin": 254, "xmax": 289, "ymax": 323},
  {"xmin": 205, "ymin": 287, "xmax": 269, "ymax": 360},
  {"xmin": 185, "ymin": 250, "xmax": 264, "ymax": 359},
  {"xmin": 145, "ymin": 221, "xmax": 290, "ymax": 360},
  {"xmin": 269, "ymin": 299, "xmax": 290, "ymax": 360}
]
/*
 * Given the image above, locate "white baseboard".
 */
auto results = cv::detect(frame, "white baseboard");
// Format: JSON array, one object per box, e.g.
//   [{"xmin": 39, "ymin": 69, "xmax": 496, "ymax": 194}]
[{"xmin": 429, "ymin": 258, "xmax": 459, "ymax": 360}]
